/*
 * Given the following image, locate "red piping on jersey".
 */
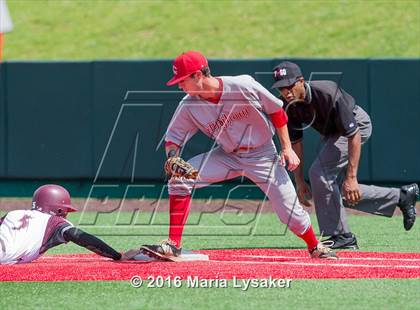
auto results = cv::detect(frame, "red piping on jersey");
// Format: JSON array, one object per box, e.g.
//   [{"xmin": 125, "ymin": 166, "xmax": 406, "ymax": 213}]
[{"xmin": 269, "ymin": 109, "xmax": 288, "ymax": 128}]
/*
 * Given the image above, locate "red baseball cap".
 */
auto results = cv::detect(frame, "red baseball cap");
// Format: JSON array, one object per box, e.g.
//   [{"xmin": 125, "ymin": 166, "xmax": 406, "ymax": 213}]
[{"xmin": 166, "ymin": 51, "xmax": 208, "ymax": 86}]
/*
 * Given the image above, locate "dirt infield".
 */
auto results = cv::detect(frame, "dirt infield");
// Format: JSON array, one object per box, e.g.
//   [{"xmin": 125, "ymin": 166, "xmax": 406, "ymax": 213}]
[{"xmin": 1, "ymin": 249, "xmax": 419, "ymax": 281}]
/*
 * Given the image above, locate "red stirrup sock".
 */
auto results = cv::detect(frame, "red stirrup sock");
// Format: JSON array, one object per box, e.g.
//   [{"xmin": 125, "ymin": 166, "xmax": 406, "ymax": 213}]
[
  {"xmin": 168, "ymin": 194, "xmax": 191, "ymax": 248},
  {"xmin": 298, "ymin": 225, "xmax": 319, "ymax": 250}
]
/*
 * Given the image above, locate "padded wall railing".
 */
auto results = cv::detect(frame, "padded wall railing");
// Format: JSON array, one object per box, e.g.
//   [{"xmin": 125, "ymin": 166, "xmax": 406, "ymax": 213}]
[{"xmin": 0, "ymin": 58, "xmax": 418, "ymax": 182}]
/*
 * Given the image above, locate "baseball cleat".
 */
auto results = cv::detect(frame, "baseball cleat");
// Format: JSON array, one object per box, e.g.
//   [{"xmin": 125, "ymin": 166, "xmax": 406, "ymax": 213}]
[
  {"xmin": 309, "ymin": 243, "xmax": 338, "ymax": 260},
  {"xmin": 140, "ymin": 239, "xmax": 182, "ymax": 262},
  {"xmin": 322, "ymin": 233, "xmax": 359, "ymax": 250},
  {"xmin": 399, "ymin": 183, "xmax": 418, "ymax": 231}
]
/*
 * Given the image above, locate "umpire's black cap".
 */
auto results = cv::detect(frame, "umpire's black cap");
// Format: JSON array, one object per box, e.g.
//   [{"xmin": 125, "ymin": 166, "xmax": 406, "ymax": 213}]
[{"xmin": 271, "ymin": 61, "xmax": 303, "ymax": 89}]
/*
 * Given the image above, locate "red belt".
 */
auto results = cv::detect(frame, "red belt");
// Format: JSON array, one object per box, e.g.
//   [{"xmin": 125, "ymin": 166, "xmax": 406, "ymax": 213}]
[{"xmin": 237, "ymin": 146, "xmax": 256, "ymax": 151}]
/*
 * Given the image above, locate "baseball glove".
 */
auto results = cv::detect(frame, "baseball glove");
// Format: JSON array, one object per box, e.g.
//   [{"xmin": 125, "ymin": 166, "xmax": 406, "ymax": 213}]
[{"xmin": 164, "ymin": 157, "xmax": 199, "ymax": 179}]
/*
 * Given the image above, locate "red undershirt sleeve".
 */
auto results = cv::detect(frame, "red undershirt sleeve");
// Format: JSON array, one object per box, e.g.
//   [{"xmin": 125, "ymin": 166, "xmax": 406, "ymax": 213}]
[{"xmin": 269, "ymin": 109, "xmax": 288, "ymax": 128}]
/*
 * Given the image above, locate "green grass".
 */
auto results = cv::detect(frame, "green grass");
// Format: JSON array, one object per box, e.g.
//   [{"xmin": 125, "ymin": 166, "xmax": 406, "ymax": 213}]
[
  {"xmin": 0, "ymin": 279, "xmax": 419, "ymax": 310},
  {"xmin": 1, "ymin": 212, "xmax": 419, "ymax": 309},
  {"xmin": 4, "ymin": 0, "xmax": 420, "ymax": 60}
]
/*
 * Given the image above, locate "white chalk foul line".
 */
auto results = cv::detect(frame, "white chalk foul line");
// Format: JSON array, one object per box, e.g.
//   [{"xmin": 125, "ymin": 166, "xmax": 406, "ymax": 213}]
[
  {"xmin": 211, "ymin": 260, "xmax": 420, "ymax": 269},
  {"xmin": 233, "ymin": 255, "xmax": 420, "ymax": 262}
]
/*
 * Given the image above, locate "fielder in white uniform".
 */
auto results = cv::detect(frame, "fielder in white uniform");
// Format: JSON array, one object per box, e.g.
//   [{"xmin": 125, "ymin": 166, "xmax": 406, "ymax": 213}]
[
  {"xmin": 0, "ymin": 184, "xmax": 132, "ymax": 264},
  {"xmin": 141, "ymin": 51, "xmax": 337, "ymax": 260}
]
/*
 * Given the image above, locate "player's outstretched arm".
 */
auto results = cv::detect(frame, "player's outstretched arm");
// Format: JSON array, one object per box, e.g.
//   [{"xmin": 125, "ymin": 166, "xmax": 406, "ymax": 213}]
[{"xmin": 63, "ymin": 227, "xmax": 122, "ymax": 260}]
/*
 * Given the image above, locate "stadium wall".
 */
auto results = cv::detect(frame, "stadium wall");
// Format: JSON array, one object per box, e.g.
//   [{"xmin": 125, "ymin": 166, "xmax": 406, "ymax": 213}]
[{"xmin": 0, "ymin": 59, "xmax": 418, "ymax": 197}]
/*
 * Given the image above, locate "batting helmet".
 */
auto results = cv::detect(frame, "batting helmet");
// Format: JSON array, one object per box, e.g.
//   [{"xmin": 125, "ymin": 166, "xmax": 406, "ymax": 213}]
[{"xmin": 32, "ymin": 184, "xmax": 77, "ymax": 217}]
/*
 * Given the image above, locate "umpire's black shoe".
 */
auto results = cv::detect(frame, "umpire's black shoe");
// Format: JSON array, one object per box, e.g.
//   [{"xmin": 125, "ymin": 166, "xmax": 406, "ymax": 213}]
[
  {"xmin": 398, "ymin": 183, "xmax": 418, "ymax": 231},
  {"xmin": 322, "ymin": 233, "xmax": 359, "ymax": 250}
]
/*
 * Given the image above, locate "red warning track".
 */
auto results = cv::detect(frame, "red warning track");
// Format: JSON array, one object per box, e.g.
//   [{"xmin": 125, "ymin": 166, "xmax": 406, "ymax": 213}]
[{"xmin": 1, "ymin": 249, "xmax": 420, "ymax": 281}]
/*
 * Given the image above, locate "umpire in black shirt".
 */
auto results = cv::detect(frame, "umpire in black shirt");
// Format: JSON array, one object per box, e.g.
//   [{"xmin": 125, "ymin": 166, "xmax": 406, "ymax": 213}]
[{"xmin": 271, "ymin": 61, "xmax": 418, "ymax": 249}]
